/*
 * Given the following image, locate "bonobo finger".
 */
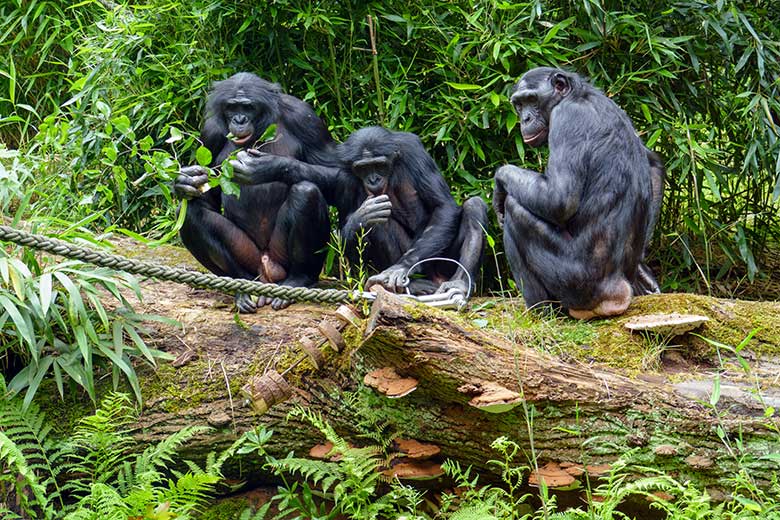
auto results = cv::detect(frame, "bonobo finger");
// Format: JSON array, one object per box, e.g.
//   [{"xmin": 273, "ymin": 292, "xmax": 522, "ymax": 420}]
[
  {"xmin": 180, "ymin": 165, "xmax": 210, "ymax": 177},
  {"xmin": 246, "ymin": 148, "xmax": 270, "ymax": 157},
  {"xmin": 367, "ymin": 194, "xmax": 391, "ymax": 204},
  {"xmin": 234, "ymin": 293, "xmax": 258, "ymax": 314},
  {"xmin": 174, "ymin": 185, "xmax": 202, "ymax": 200},
  {"xmin": 271, "ymin": 297, "xmax": 292, "ymax": 310},
  {"xmin": 176, "ymin": 173, "xmax": 209, "ymax": 186}
]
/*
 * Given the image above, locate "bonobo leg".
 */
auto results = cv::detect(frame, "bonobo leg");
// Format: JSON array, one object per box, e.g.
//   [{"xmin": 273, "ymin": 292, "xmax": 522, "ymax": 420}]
[
  {"xmin": 179, "ymin": 199, "xmax": 264, "ymax": 313},
  {"xmin": 502, "ymin": 197, "xmax": 555, "ymax": 310},
  {"xmin": 435, "ymin": 196, "xmax": 488, "ymax": 299},
  {"xmin": 263, "ymin": 181, "xmax": 329, "ymax": 310},
  {"xmin": 504, "ymin": 196, "xmax": 630, "ymax": 318}
]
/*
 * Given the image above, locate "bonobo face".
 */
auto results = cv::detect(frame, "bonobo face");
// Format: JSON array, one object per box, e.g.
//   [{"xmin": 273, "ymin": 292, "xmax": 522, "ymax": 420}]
[
  {"xmin": 353, "ymin": 150, "xmax": 397, "ymax": 196},
  {"xmin": 224, "ymin": 92, "xmax": 261, "ymax": 146},
  {"xmin": 510, "ymin": 68, "xmax": 572, "ymax": 147}
]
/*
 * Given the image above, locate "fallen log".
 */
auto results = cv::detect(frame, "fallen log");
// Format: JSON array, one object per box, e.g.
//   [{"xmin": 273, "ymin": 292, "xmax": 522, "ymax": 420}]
[{"xmin": 37, "ymin": 243, "xmax": 780, "ymax": 494}]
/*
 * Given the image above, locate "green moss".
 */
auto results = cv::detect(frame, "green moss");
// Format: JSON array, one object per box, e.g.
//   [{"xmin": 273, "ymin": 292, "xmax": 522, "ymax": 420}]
[{"xmin": 474, "ymin": 293, "xmax": 780, "ymax": 375}]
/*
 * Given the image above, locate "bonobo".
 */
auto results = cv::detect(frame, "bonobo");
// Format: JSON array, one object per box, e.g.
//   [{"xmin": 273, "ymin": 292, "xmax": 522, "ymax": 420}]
[
  {"xmin": 230, "ymin": 126, "xmax": 488, "ymax": 305},
  {"xmin": 493, "ymin": 67, "xmax": 664, "ymax": 319},
  {"xmin": 174, "ymin": 72, "xmax": 335, "ymax": 312}
]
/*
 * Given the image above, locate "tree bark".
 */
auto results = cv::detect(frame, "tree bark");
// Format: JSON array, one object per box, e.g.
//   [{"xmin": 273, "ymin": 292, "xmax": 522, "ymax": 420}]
[{"xmin": 41, "ymin": 246, "xmax": 780, "ymax": 493}]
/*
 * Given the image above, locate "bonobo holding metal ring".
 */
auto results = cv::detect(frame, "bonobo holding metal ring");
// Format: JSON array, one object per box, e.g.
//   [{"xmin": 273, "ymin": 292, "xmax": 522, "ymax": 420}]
[
  {"xmin": 493, "ymin": 67, "xmax": 665, "ymax": 319},
  {"xmin": 230, "ymin": 126, "xmax": 488, "ymax": 308},
  {"xmin": 173, "ymin": 72, "xmax": 336, "ymax": 313}
]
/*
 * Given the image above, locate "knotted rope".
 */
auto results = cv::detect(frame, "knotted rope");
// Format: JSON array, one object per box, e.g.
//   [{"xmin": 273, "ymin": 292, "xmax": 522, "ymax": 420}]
[{"xmin": 0, "ymin": 225, "xmax": 367, "ymax": 304}]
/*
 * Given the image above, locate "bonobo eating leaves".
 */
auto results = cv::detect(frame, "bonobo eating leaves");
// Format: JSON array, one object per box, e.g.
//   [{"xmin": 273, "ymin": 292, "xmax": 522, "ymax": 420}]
[
  {"xmin": 493, "ymin": 67, "xmax": 664, "ymax": 319},
  {"xmin": 174, "ymin": 72, "xmax": 335, "ymax": 312},
  {"xmin": 231, "ymin": 126, "xmax": 488, "ymax": 305}
]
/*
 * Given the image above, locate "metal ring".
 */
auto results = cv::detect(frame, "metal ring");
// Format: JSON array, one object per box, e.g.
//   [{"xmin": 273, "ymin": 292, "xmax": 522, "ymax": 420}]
[{"xmin": 402, "ymin": 257, "xmax": 473, "ymax": 300}]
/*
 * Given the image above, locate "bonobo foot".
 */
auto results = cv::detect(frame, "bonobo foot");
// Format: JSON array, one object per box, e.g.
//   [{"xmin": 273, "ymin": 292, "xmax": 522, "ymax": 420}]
[{"xmin": 235, "ymin": 292, "xmax": 258, "ymax": 314}]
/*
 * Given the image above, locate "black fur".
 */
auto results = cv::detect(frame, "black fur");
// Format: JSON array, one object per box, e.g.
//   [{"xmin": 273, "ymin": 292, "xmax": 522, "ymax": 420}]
[
  {"xmin": 174, "ymin": 72, "xmax": 335, "ymax": 311},
  {"xmin": 232, "ymin": 126, "xmax": 488, "ymax": 296},
  {"xmin": 493, "ymin": 67, "xmax": 664, "ymax": 318}
]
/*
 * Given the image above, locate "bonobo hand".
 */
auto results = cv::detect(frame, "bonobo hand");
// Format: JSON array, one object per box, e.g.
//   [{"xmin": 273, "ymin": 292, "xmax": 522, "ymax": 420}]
[
  {"xmin": 352, "ymin": 194, "xmax": 392, "ymax": 228},
  {"xmin": 231, "ymin": 149, "xmax": 291, "ymax": 185},
  {"xmin": 174, "ymin": 165, "xmax": 210, "ymax": 200},
  {"xmin": 367, "ymin": 265, "xmax": 409, "ymax": 293}
]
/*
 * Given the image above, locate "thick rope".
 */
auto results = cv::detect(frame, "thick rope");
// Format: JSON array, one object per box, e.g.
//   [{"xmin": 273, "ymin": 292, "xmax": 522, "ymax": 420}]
[{"xmin": 0, "ymin": 225, "xmax": 363, "ymax": 304}]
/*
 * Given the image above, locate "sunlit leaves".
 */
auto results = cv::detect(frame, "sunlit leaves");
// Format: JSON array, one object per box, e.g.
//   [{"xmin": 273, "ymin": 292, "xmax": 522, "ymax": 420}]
[{"xmin": 0, "ymin": 248, "xmax": 175, "ymax": 408}]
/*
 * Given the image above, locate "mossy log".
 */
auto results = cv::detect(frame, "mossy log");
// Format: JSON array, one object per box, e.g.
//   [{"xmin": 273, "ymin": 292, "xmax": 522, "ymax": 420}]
[{"xmin": 40, "ymin": 244, "xmax": 780, "ymax": 494}]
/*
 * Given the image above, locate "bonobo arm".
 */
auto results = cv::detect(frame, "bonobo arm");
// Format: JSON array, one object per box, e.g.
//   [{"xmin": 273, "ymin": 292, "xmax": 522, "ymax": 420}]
[
  {"xmin": 495, "ymin": 104, "xmax": 587, "ymax": 227},
  {"xmin": 367, "ymin": 170, "xmax": 461, "ymax": 292},
  {"xmin": 231, "ymin": 150, "xmax": 342, "ymax": 202}
]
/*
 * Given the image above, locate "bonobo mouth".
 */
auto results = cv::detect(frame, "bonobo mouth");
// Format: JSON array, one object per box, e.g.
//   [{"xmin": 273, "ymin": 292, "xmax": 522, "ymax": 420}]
[
  {"xmin": 522, "ymin": 128, "xmax": 548, "ymax": 147},
  {"xmin": 231, "ymin": 133, "xmax": 253, "ymax": 146}
]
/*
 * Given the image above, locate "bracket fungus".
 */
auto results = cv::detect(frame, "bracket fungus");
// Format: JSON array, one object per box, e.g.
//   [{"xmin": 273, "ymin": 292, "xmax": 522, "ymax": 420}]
[
  {"xmin": 394, "ymin": 439, "xmax": 441, "ymax": 460},
  {"xmin": 364, "ymin": 367, "xmax": 418, "ymax": 398},
  {"xmin": 624, "ymin": 313, "xmax": 709, "ymax": 336},
  {"xmin": 527, "ymin": 462, "xmax": 577, "ymax": 489},
  {"xmin": 458, "ymin": 381, "xmax": 523, "ymax": 413},
  {"xmin": 382, "ymin": 460, "xmax": 444, "ymax": 480}
]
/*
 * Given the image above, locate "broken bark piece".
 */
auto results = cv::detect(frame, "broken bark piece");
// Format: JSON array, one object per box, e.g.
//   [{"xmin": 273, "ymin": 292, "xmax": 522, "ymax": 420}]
[
  {"xmin": 364, "ymin": 367, "xmax": 418, "ymax": 398},
  {"xmin": 382, "ymin": 460, "xmax": 443, "ymax": 480},
  {"xmin": 335, "ymin": 305, "xmax": 362, "ymax": 329},
  {"xmin": 527, "ymin": 462, "xmax": 577, "ymax": 488},
  {"xmin": 241, "ymin": 370, "xmax": 293, "ymax": 415},
  {"xmin": 624, "ymin": 313, "xmax": 709, "ymax": 335},
  {"xmin": 318, "ymin": 320, "xmax": 346, "ymax": 352},
  {"xmin": 458, "ymin": 381, "xmax": 523, "ymax": 413},
  {"xmin": 394, "ymin": 439, "xmax": 441, "ymax": 460},
  {"xmin": 299, "ymin": 337, "xmax": 325, "ymax": 370}
]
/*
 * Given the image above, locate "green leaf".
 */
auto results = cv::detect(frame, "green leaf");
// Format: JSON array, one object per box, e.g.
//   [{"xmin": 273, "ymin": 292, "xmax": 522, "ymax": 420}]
[
  {"xmin": 39, "ymin": 273, "xmax": 53, "ymax": 315},
  {"xmin": 710, "ymin": 375, "xmax": 721, "ymax": 407},
  {"xmin": 22, "ymin": 356, "xmax": 54, "ymax": 410},
  {"xmin": 258, "ymin": 123, "xmax": 277, "ymax": 143},
  {"xmin": 0, "ymin": 294, "xmax": 34, "ymax": 351},
  {"xmin": 195, "ymin": 146, "xmax": 212, "ymax": 166},
  {"xmin": 445, "ymin": 82, "xmax": 482, "ymax": 91},
  {"xmin": 139, "ymin": 135, "xmax": 154, "ymax": 152}
]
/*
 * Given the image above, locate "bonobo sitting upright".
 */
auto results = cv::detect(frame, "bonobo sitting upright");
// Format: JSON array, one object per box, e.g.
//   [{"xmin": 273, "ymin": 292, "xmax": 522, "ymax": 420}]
[
  {"xmin": 230, "ymin": 126, "xmax": 488, "ymax": 306},
  {"xmin": 174, "ymin": 72, "xmax": 336, "ymax": 312},
  {"xmin": 493, "ymin": 67, "xmax": 664, "ymax": 319}
]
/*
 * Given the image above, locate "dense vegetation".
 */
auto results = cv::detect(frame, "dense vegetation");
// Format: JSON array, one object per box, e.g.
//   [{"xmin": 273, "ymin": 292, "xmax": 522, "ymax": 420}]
[
  {"xmin": 2, "ymin": 0, "xmax": 780, "ymax": 518},
  {"xmin": 2, "ymin": 0, "xmax": 780, "ymax": 293}
]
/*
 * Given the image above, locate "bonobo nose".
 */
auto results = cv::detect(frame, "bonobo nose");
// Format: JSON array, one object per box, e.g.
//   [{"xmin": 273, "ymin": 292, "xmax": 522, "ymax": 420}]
[{"xmin": 235, "ymin": 114, "xmax": 248, "ymax": 124}]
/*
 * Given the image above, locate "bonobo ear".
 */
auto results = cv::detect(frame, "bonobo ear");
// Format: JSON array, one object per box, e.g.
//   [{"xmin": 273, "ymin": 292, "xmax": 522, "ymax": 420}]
[{"xmin": 551, "ymin": 72, "xmax": 571, "ymax": 96}]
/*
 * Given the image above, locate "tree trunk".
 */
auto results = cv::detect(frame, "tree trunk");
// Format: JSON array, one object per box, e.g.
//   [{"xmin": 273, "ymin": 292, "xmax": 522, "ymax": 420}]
[{"xmin": 40, "ymin": 244, "xmax": 780, "ymax": 493}]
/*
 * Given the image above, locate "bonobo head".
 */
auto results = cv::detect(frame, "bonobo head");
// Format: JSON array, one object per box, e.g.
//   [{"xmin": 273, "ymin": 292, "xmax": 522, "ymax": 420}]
[
  {"xmin": 207, "ymin": 72, "xmax": 282, "ymax": 148},
  {"xmin": 509, "ymin": 67, "xmax": 577, "ymax": 147},
  {"xmin": 340, "ymin": 127, "xmax": 400, "ymax": 196}
]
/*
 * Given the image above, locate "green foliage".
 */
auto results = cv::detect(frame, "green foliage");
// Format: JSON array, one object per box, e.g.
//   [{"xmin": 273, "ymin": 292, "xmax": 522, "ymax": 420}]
[
  {"xmin": 2, "ymin": 0, "xmax": 780, "ymax": 291},
  {"xmin": 0, "ymin": 245, "xmax": 174, "ymax": 407},
  {"xmin": 0, "ymin": 388, "xmax": 226, "ymax": 519}
]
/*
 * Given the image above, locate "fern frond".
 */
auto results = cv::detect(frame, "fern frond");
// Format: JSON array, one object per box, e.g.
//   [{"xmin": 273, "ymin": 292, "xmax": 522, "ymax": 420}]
[
  {"xmin": 0, "ymin": 430, "xmax": 52, "ymax": 517},
  {"xmin": 273, "ymin": 456, "xmax": 341, "ymax": 488},
  {"xmin": 0, "ymin": 387, "xmax": 66, "ymax": 508},
  {"xmin": 448, "ymin": 503, "xmax": 500, "ymax": 520},
  {"xmin": 64, "ymin": 482, "xmax": 129, "ymax": 520}
]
